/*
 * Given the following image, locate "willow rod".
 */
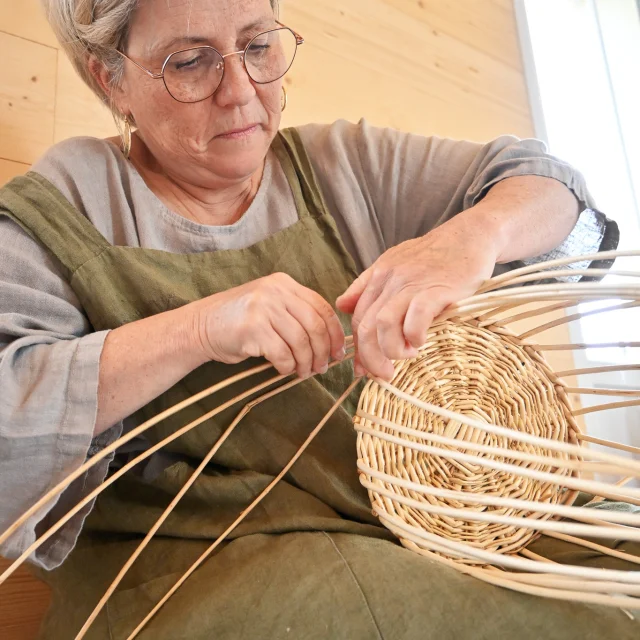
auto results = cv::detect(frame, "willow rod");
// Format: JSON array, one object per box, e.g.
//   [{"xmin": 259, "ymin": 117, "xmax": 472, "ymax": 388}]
[
  {"xmin": 356, "ymin": 414, "xmax": 624, "ymax": 477},
  {"xmin": 356, "ymin": 424, "xmax": 640, "ymax": 507},
  {"xmin": 0, "ymin": 362, "xmax": 274, "ymax": 549},
  {"xmin": 76, "ymin": 372, "xmax": 318, "ymax": 639},
  {"xmin": 356, "ymin": 464, "xmax": 640, "ymax": 527},
  {"xmin": 361, "ymin": 380, "xmax": 640, "ymax": 474},
  {"xmin": 359, "ymin": 480, "xmax": 640, "ymax": 542},
  {"xmin": 126, "ymin": 379, "xmax": 361, "ymax": 640}
]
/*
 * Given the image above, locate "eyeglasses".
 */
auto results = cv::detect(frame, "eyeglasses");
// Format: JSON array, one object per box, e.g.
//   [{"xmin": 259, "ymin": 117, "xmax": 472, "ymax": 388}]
[{"xmin": 116, "ymin": 22, "xmax": 304, "ymax": 104}]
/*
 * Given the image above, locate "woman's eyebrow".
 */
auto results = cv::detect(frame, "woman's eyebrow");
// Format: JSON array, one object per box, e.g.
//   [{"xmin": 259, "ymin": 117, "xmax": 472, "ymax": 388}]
[{"xmin": 149, "ymin": 18, "xmax": 276, "ymax": 57}]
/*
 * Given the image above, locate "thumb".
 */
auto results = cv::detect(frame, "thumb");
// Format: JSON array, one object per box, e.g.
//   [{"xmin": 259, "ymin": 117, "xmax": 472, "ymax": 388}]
[{"xmin": 336, "ymin": 270, "xmax": 371, "ymax": 314}]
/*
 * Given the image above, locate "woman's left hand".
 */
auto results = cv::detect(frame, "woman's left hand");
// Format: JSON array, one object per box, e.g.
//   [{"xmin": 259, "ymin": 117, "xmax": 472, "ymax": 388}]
[{"xmin": 336, "ymin": 211, "xmax": 503, "ymax": 380}]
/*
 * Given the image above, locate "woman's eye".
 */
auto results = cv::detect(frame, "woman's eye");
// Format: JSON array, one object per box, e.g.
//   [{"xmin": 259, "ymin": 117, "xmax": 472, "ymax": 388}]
[
  {"xmin": 175, "ymin": 56, "xmax": 201, "ymax": 70},
  {"xmin": 248, "ymin": 44, "xmax": 270, "ymax": 54}
]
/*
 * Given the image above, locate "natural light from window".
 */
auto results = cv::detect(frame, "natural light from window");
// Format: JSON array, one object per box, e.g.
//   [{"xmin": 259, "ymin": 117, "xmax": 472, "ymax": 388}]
[{"xmin": 519, "ymin": 0, "xmax": 640, "ymax": 364}]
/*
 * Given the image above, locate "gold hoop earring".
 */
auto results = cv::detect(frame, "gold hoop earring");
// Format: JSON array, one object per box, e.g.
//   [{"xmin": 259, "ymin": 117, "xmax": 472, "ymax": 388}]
[
  {"xmin": 122, "ymin": 115, "xmax": 132, "ymax": 160},
  {"xmin": 281, "ymin": 86, "xmax": 288, "ymax": 112}
]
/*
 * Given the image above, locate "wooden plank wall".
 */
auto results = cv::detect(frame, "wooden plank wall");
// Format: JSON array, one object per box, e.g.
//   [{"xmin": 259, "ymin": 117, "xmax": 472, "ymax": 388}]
[{"xmin": 0, "ymin": 1, "xmax": 539, "ymax": 639}]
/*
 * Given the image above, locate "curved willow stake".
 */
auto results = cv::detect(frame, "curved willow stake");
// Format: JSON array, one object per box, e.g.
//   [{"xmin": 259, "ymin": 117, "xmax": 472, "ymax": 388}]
[
  {"xmin": 76, "ymin": 357, "xmax": 353, "ymax": 639},
  {"xmin": 536, "ymin": 342, "xmax": 640, "ymax": 351},
  {"xmin": 0, "ymin": 362, "xmax": 273, "ymax": 550},
  {"xmin": 356, "ymin": 423, "xmax": 640, "ymax": 506},
  {"xmin": 477, "ymin": 301, "xmax": 525, "ymax": 321},
  {"xmin": 444, "ymin": 294, "xmax": 640, "ymax": 324},
  {"xmin": 357, "ymin": 411, "xmax": 636, "ymax": 476},
  {"xmin": 486, "ymin": 301, "xmax": 575, "ymax": 327},
  {"xmin": 520, "ymin": 301, "xmax": 640, "ymax": 340},
  {"xmin": 479, "ymin": 249, "xmax": 640, "ymax": 290},
  {"xmin": 357, "ymin": 466, "xmax": 640, "ymax": 527},
  {"xmin": 459, "ymin": 281, "xmax": 640, "ymax": 309},
  {"xmin": 449, "ymin": 285, "xmax": 640, "ymax": 317},
  {"xmin": 127, "ymin": 379, "xmax": 361, "ymax": 640},
  {"xmin": 358, "ymin": 385, "xmax": 640, "ymax": 472},
  {"xmin": 490, "ymin": 570, "xmax": 640, "ymax": 593},
  {"xmin": 378, "ymin": 511, "xmax": 640, "ymax": 585},
  {"xmin": 557, "ymin": 364, "xmax": 640, "ymax": 378},
  {"xmin": 565, "ymin": 387, "xmax": 640, "ymax": 398},
  {"xmin": 477, "ymin": 268, "xmax": 640, "ymax": 295},
  {"xmin": 519, "ymin": 549, "xmax": 556, "ymax": 564},
  {"xmin": 575, "ymin": 399, "xmax": 640, "ymax": 417},
  {"xmin": 542, "ymin": 530, "xmax": 640, "ymax": 567},
  {"xmin": 443, "ymin": 559, "xmax": 640, "ymax": 608},
  {"xmin": 0, "ymin": 368, "xmax": 290, "ymax": 586},
  {"xmin": 359, "ymin": 480, "xmax": 640, "ymax": 541},
  {"xmin": 577, "ymin": 434, "xmax": 640, "ymax": 457}
]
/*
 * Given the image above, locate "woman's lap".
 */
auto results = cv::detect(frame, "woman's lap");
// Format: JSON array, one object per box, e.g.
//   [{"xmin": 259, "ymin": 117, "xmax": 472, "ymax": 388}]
[{"xmin": 37, "ymin": 529, "xmax": 639, "ymax": 640}]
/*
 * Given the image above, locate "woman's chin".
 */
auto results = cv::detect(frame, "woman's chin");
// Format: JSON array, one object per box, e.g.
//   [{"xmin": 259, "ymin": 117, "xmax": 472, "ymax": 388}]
[{"xmin": 206, "ymin": 141, "xmax": 269, "ymax": 181}]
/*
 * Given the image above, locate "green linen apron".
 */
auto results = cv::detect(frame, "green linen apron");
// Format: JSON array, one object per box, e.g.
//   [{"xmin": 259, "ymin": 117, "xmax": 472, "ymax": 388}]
[{"xmin": 1, "ymin": 130, "xmax": 639, "ymax": 640}]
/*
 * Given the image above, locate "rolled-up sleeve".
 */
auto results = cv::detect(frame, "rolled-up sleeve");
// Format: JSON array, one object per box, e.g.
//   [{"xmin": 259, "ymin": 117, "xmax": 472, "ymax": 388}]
[
  {"xmin": 461, "ymin": 135, "xmax": 618, "ymax": 278},
  {"xmin": 0, "ymin": 216, "xmax": 121, "ymax": 570},
  {"xmin": 313, "ymin": 119, "xmax": 617, "ymax": 271}
]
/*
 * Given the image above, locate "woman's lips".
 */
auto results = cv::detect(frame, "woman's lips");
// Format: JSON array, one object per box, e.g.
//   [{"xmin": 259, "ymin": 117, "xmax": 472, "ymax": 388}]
[{"xmin": 215, "ymin": 124, "xmax": 260, "ymax": 139}]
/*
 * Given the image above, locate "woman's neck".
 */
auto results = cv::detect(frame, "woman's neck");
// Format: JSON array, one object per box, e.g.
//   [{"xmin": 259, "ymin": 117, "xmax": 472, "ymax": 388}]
[{"xmin": 124, "ymin": 133, "xmax": 264, "ymax": 227}]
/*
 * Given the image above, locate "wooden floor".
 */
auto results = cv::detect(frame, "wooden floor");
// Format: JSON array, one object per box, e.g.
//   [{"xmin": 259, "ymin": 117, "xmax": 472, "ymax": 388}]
[{"xmin": 0, "ymin": 558, "xmax": 51, "ymax": 640}]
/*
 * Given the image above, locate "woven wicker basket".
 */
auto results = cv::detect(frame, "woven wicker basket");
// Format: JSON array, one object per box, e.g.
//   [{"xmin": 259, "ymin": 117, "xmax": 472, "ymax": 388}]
[
  {"xmin": 1, "ymin": 250, "xmax": 639, "ymax": 637},
  {"xmin": 355, "ymin": 250, "xmax": 640, "ymax": 609}
]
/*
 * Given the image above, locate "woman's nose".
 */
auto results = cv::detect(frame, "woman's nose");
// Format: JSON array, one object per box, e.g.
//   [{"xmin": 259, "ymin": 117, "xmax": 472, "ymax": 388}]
[{"xmin": 215, "ymin": 53, "xmax": 256, "ymax": 108}]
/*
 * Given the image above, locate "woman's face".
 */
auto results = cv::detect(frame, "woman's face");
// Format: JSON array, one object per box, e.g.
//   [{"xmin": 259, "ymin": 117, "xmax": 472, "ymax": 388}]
[{"xmin": 115, "ymin": 0, "xmax": 282, "ymax": 188}]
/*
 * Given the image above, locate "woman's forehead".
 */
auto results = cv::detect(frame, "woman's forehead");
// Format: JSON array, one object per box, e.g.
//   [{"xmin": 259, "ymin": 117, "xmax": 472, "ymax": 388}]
[{"xmin": 131, "ymin": 0, "xmax": 275, "ymax": 55}]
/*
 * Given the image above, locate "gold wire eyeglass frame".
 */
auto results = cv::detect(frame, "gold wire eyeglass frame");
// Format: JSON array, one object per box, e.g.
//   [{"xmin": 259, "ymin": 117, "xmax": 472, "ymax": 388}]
[{"xmin": 116, "ymin": 21, "xmax": 304, "ymax": 103}]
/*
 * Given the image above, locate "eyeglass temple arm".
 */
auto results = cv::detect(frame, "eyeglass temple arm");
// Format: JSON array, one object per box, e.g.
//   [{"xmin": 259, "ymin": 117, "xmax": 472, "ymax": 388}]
[
  {"xmin": 116, "ymin": 49, "xmax": 164, "ymax": 79},
  {"xmin": 275, "ymin": 20, "xmax": 304, "ymax": 45}
]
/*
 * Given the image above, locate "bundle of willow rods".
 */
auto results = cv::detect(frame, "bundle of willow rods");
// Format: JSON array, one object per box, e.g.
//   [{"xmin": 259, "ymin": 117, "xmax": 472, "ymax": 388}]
[{"xmin": 1, "ymin": 250, "xmax": 639, "ymax": 638}]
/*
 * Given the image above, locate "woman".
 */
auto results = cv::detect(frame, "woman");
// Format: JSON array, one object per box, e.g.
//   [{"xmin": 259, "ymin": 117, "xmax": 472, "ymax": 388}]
[{"xmin": 0, "ymin": 0, "xmax": 634, "ymax": 638}]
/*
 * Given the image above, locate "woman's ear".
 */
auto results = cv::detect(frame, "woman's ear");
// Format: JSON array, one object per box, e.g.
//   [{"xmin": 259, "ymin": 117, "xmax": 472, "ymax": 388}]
[{"xmin": 88, "ymin": 54, "xmax": 128, "ymax": 114}]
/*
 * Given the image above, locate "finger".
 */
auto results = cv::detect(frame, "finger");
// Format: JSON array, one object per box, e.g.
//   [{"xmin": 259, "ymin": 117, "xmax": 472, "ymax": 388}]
[
  {"xmin": 293, "ymin": 285, "xmax": 346, "ymax": 362},
  {"xmin": 356, "ymin": 297, "xmax": 395, "ymax": 381},
  {"xmin": 403, "ymin": 288, "xmax": 455, "ymax": 347},
  {"xmin": 336, "ymin": 269, "xmax": 372, "ymax": 315},
  {"xmin": 376, "ymin": 291, "xmax": 420, "ymax": 361},
  {"xmin": 270, "ymin": 315, "xmax": 314, "ymax": 378},
  {"xmin": 351, "ymin": 267, "xmax": 392, "ymax": 337},
  {"xmin": 256, "ymin": 329, "xmax": 296, "ymax": 376},
  {"xmin": 285, "ymin": 299, "xmax": 331, "ymax": 374}
]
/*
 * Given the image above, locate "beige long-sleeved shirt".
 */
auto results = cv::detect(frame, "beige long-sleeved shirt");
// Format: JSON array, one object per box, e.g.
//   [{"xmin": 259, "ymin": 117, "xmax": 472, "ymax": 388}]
[{"xmin": 0, "ymin": 119, "xmax": 612, "ymax": 569}]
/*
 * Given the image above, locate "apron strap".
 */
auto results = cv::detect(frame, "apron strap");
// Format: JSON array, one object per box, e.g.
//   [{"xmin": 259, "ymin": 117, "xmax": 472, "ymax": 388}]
[
  {"xmin": 0, "ymin": 131, "xmax": 329, "ymax": 275},
  {"xmin": 273, "ymin": 128, "xmax": 330, "ymax": 221},
  {"xmin": 0, "ymin": 172, "xmax": 111, "ymax": 276}
]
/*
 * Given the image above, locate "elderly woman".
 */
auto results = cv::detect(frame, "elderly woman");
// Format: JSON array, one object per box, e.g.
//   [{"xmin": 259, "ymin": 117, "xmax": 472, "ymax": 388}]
[{"xmin": 0, "ymin": 0, "xmax": 635, "ymax": 638}]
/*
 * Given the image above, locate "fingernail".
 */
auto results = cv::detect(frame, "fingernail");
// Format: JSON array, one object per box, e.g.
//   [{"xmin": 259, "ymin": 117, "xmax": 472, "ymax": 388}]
[
  {"xmin": 337, "ymin": 347, "xmax": 347, "ymax": 361},
  {"xmin": 354, "ymin": 363, "xmax": 365, "ymax": 377},
  {"xmin": 319, "ymin": 364, "xmax": 329, "ymax": 374}
]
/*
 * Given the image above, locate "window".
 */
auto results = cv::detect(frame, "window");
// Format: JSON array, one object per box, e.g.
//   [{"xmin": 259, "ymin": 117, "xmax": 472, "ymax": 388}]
[
  {"xmin": 515, "ymin": 0, "xmax": 640, "ymax": 458},
  {"xmin": 516, "ymin": 0, "xmax": 640, "ymax": 364}
]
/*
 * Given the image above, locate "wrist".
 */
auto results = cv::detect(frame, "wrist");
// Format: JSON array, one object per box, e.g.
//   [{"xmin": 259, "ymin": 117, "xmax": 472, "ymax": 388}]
[
  {"xmin": 445, "ymin": 205, "xmax": 509, "ymax": 264},
  {"xmin": 169, "ymin": 302, "xmax": 212, "ymax": 369}
]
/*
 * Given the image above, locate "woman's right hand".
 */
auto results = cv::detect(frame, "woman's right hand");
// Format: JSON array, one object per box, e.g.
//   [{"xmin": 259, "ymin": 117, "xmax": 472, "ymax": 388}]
[{"xmin": 190, "ymin": 273, "xmax": 347, "ymax": 377}]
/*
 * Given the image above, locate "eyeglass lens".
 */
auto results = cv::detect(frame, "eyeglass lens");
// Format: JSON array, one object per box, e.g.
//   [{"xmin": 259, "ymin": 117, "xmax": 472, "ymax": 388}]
[{"xmin": 163, "ymin": 27, "xmax": 298, "ymax": 103}]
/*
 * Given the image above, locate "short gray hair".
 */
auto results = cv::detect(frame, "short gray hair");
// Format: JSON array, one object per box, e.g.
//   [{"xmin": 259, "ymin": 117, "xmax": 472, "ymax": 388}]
[{"xmin": 41, "ymin": 0, "xmax": 280, "ymax": 115}]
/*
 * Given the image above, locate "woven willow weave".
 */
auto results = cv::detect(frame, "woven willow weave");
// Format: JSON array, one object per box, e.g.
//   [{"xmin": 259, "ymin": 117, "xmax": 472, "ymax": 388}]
[
  {"xmin": 1, "ymin": 250, "xmax": 639, "ymax": 637},
  {"xmin": 355, "ymin": 318, "xmax": 581, "ymax": 563}
]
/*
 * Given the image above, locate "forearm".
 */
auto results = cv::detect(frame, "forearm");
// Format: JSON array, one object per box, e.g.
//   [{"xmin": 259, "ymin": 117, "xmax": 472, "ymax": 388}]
[
  {"xmin": 457, "ymin": 175, "xmax": 580, "ymax": 264},
  {"xmin": 95, "ymin": 305, "xmax": 206, "ymax": 436}
]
